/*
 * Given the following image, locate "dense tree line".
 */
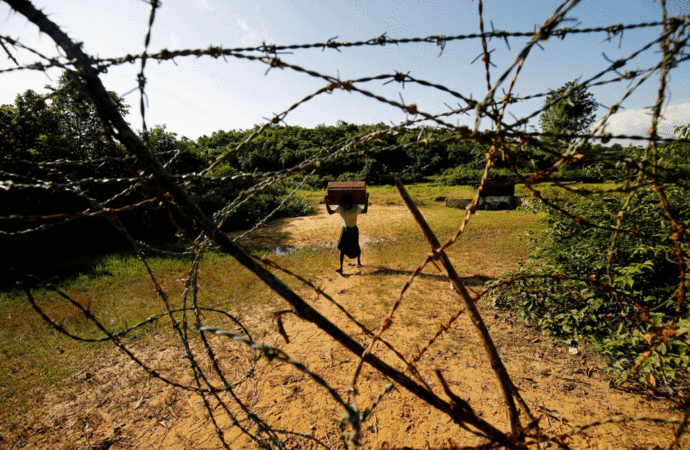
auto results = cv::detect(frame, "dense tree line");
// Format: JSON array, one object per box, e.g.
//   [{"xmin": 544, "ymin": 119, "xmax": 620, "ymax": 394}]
[
  {"xmin": 0, "ymin": 75, "xmax": 645, "ymax": 283},
  {"xmin": 195, "ymin": 122, "xmax": 486, "ymax": 187}
]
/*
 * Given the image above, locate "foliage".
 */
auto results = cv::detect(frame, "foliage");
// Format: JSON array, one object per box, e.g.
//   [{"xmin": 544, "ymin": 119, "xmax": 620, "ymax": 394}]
[
  {"xmin": 676, "ymin": 124, "xmax": 690, "ymax": 140},
  {"xmin": 191, "ymin": 166, "xmax": 316, "ymax": 231},
  {"xmin": 1, "ymin": 74, "xmax": 129, "ymax": 161},
  {"xmin": 550, "ymin": 162, "xmax": 619, "ymax": 183},
  {"xmin": 50, "ymin": 73, "xmax": 130, "ymax": 159},
  {"xmin": 440, "ymin": 166, "xmax": 517, "ymax": 186},
  {"xmin": 232, "ymin": 182, "xmax": 316, "ymax": 229},
  {"xmin": 197, "ymin": 125, "xmax": 490, "ymax": 187},
  {"xmin": 0, "ymin": 75, "xmax": 319, "ymax": 285},
  {"xmin": 492, "ymin": 136, "xmax": 690, "ymax": 394},
  {"xmin": 539, "ymin": 80, "xmax": 597, "ymax": 148},
  {"xmin": 0, "ymin": 73, "xmax": 631, "ymax": 288}
]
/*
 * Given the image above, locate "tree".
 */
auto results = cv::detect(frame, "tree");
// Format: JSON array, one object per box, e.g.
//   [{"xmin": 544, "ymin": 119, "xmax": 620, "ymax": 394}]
[
  {"xmin": 1, "ymin": 72, "xmax": 129, "ymax": 162},
  {"xmin": 49, "ymin": 72, "xmax": 129, "ymax": 159},
  {"xmin": 0, "ymin": 74, "xmax": 135, "ymax": 283},
  {"xmin": 539, "ymin": 80, "xmax": 597, "ymax": 147},
  {"xmin": 144, "ymin": 125, "xmax": 206, "ymax": 175},
  {"xmin": 0, "ymin": 90, "xmax": 65, "ymax": 159}
]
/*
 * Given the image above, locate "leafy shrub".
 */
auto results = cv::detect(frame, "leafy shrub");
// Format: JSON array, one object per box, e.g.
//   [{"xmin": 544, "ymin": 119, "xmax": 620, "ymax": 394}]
[
  {"xmin": 237, "ymin": 182, "xmax": 316, "ymax": 227},
  {"xmin": 440, "ymin": 163, "xmax": 619, "ymax": 187},
  {"xmin": 192, "ymin": 168, "xmax": 316, "ymax": 231},
  {"xmin": 440, "ymin": 166, "xmax": 517, "ymax": 186},
  {"xmin": 491, "ymin": 187, "xmax": 690, "ymax": 395},
  {"xmin": 550, "ymin": 162, "xmax": 617, "ymax": 183}
]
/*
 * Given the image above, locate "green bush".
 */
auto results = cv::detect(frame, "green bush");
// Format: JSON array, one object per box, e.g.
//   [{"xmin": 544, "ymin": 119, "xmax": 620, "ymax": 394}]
[
  {"xmin": 492, "ymin": 187, "xmax": 690, "ymax": 394},
  {"xmin": 549, "ymin": 161, "xmax": 624, "ymax": 183},
  {"xmin": 440, "ymin": 166, "xmax": 517, "ymax": 186},
  {"xmin": 191, "ymin": 167, "xmax": 316, "ymax": 231},
  {"xmin": 231, "ymin": 183, "xmax": 316, "ymax": 229},
  {"xmin": 440, "ymin": 161, "xmax": 621, "ymax": 187}
]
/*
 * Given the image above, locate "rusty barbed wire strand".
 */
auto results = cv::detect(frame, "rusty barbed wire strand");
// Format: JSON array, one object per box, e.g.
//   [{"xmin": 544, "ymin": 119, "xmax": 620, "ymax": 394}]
[
  {"xmin": 478, "ymin": 0, "xmax": 495, "ymax": 97},
  {"xmin": 207, "ymin": 127, "xmax": 401, "ymax": 232},
  {"xmin": 0, "ymin": 19, "xmax": 674, "ymax": 76},
  {"xmin": 183, "ymin": 254, "xmax": 282, "ymax": 449},
  {"xmin": 0, "ymin": 195, "xmax": 164, "ymax": 223},
  {"xmin": 398, "ymin": 179, "xmax": 535, "ymax": 430},
  {"xmin": 670, "ymin": 407, "xmax": 690, "ymax": 450},
  {"xmin": 348, "ymin": 251, "xmax": 437, "ymax": 387},
  {"xmin": 21, "ymin": 280, "xmax": 234, "ymax": 394},
  {"xmin": 486, "ymin": 272, "xmax": 690, "ymax": 346},
  {"xmin": 171, "ymin": 6, "xmax": 688, "ymax": 278},
  {"xmin": 0, "ymin": 37, "xmax": 19, "ymax": 65},
  {"xmin": 137, "ymin": 0, "xmax": 160, "ymax": 138},
  {"xmin": 233, "ymin": 170, "xmax": 315, "ymax": 242},
  {"xmin": 474, "ymin": 0, "xmax": 583, "ymax": 131},
  {"xmin": 257, "ymin": 257, "xmax": 446, "ymax": 439},
  {"xmin": 349, "ymin": 0, "xmax": 689, "ymax": 435},
  {"xmin": 0, "ymin": 85, "xmax": 70, "ymax": 145},
  {"xmin": 4, "ymin": 73, "xmax": 277, "ymax": 450},
  {"xmin": 4, "ymin": 149, "xmax": 179, "ymax": 167},
  {"xmin": 199, "ymin": 325, "xmax": 362, "ymax": 444},
  {"xmin": 518, "ymin": 19, "xmax": 690, "ymax": 141},
  {"xmin": 6, "ymin": 16, "xmax": 684, "ymax": 159},
  {"xmin": 410, "ymin": 307, "xmax": 467, "ymax": 367},
  {"xmin": 0, "ymin": 34, "xmax": 69, "ymax": 72}
]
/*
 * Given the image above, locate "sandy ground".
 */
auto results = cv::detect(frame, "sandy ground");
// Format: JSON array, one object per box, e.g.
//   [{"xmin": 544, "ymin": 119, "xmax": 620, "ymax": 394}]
[{"xmin": 5, "ymin": 206, "xmax": 688, "ymax": 450}]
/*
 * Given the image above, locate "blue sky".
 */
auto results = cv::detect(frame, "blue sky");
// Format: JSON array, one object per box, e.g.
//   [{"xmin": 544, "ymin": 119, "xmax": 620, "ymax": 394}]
[{"xmin": 1, "ymin": 0, "xmax": 689, "ymax": 142}]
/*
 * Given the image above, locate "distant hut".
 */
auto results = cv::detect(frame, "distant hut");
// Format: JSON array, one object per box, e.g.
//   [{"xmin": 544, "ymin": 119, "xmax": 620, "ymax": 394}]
[
  {"xmin": 476, "ymin": 181, "xmax": 516, "ymax": 210},
  {"xmin": 445, "ymin": 180, "xmax": 517, "ymax": 210}
]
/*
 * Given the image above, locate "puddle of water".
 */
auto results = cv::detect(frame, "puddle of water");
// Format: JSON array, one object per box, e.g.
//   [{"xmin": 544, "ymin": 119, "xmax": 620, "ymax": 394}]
[{"xmin": 274, "ymin": 245, "xmax": 296, "ymax": 256}]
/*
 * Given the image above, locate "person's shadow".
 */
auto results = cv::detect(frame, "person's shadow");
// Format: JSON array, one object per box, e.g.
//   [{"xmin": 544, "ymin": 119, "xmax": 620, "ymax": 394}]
[
  {"xmin": 366, "ymin": 265, "xmax": 492, "ymax": 287},
  {"xmin": 337, "ymin": 263, "xmax": 363, "ymax": 277}
]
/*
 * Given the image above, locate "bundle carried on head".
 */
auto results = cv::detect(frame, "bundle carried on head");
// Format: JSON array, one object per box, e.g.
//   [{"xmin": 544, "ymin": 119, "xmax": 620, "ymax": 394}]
[{"xmin": 327, "ymin": 181, "xmax": 367, "ymax": 205}]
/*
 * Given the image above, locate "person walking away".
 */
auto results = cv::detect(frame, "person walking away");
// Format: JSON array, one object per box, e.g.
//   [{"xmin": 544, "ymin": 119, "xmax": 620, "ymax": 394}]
[{"xmin": 325, "ymin": 192, "xmax": 369, "ymax": 274}]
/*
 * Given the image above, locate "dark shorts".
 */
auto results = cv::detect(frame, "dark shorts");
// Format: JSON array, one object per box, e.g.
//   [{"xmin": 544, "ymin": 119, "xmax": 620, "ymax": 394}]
[{"xmin": 337, "ymin": 226, "xmax": 361, "ymax": 259}]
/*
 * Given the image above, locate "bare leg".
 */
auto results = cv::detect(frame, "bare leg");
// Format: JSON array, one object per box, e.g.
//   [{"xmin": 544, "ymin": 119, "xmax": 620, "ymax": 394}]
[
  {"xmin": 357, "ymin": 255, "xmax": 362, "ymax": 267},
  {"xmin": 336, "ymin": 252, "xmax": 344, "ymax": 274}
]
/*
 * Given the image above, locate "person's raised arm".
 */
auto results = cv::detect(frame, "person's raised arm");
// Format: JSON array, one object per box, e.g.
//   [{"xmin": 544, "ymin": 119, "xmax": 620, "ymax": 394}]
[
  {"xmin": 325, "ymin": 195, "xmax": 336, "ymax": 215},
  {"xmin": 362, "ymin": 193, "xmax": 369, "ymax": 214}
]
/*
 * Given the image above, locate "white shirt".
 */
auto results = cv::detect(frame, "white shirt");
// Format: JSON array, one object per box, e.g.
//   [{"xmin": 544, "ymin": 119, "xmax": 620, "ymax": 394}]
[{"xmin": 336, "ymin": 204, "xmax": 363, "ymax": 228}]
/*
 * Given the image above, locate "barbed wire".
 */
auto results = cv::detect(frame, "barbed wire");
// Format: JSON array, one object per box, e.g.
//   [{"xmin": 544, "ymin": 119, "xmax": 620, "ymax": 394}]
[
  {"xmin": 0, "ymin": 17, "xmax": 678, "ymax": 76},
  {"xmin": 2, "ymin": 0, "xmax": 690, "ymax": 448}
]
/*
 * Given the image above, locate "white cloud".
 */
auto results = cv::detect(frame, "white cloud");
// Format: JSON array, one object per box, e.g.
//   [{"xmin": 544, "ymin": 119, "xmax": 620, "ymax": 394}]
[
  {"xmin": 596, "ymin": 102, "xmax": 690, "ymax": 145},
  {"xmin": 237, "ymin": 18, "xmax": 250, "ymax": 31},
  {"xmin": 236, "ymin": 18, "xmax": 260, "ymax": 46},
  {"xmin": 658, "ymin": 102, "xmax": 690, "ymax": 136},
  {"xmin": 196, "ymin": 0, "xmax": 217, "ymax": 12}
]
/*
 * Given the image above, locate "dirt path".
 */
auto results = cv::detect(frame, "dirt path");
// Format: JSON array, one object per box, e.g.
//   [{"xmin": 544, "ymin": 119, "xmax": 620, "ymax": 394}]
[{"xmin": 10, "ymin": 207, "xmax": 687, "ymax": 449}]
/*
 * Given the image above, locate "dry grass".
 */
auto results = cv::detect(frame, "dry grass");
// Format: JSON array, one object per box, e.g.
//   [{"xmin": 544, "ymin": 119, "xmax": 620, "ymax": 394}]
[
  {"xmin": 0, "ymin": 184, "xmax": 539, "ymax": 444},
  {"xmin": 0, "ymin": 252, "xmax": 280, "ymax": 434},
  {"xmin": 2, "ymin": 185, "xmax": 685, "ymax": 449}
]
